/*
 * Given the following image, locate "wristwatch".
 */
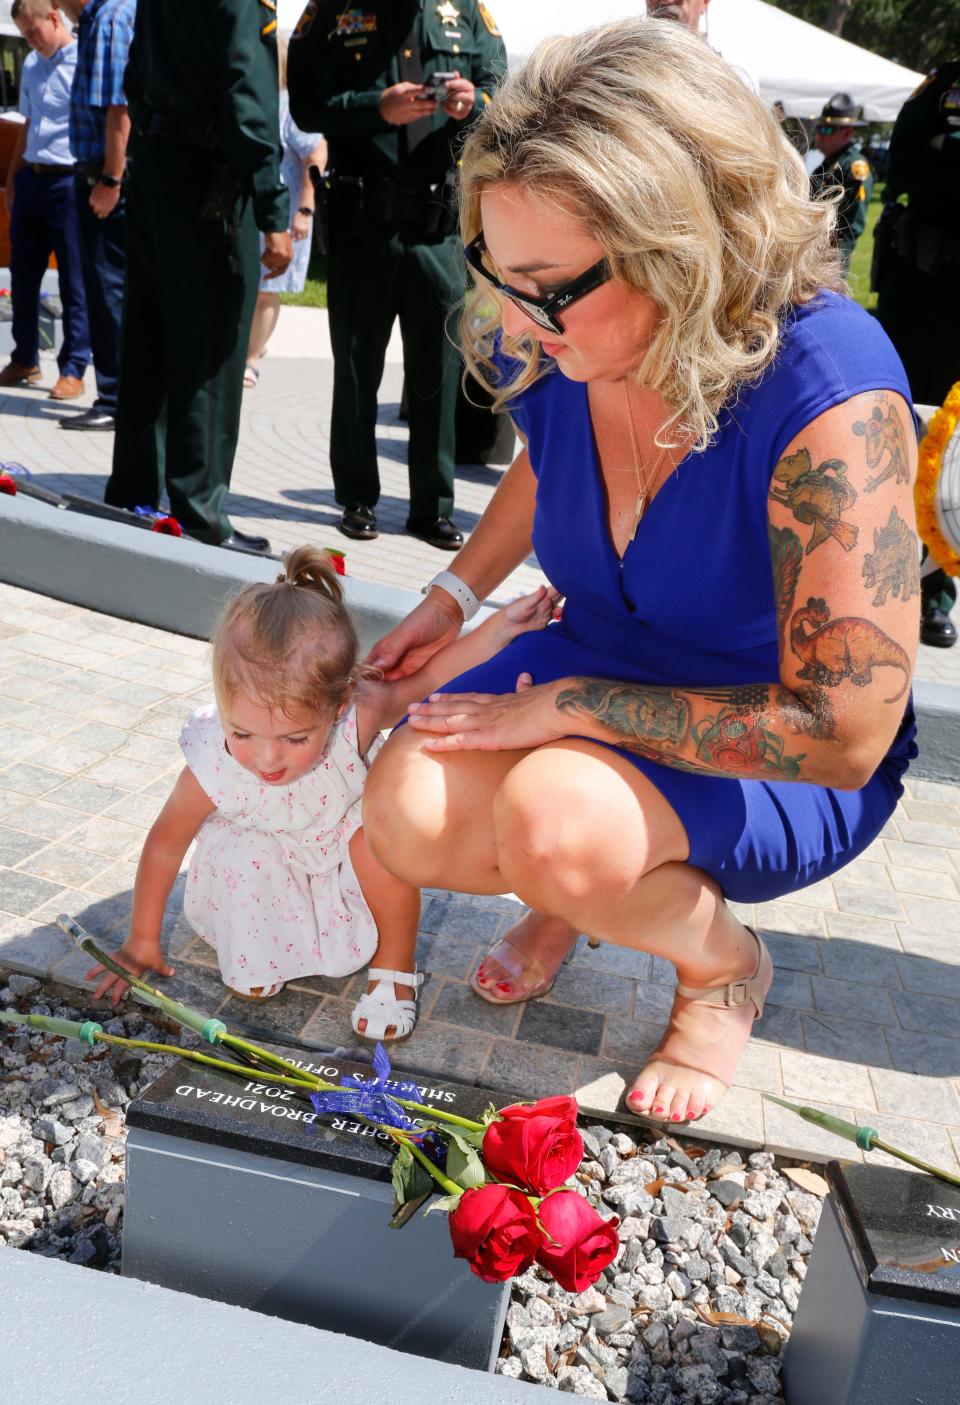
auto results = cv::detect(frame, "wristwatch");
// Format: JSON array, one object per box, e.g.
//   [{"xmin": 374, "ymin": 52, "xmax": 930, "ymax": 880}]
[
  {"xmin": 422, "ymin": 570, "xmax": 480, "ymax": 621},
  {"xmin": 297, "ymin": 205, "xmax": 314, "ymax": 216},
  {"xmin": 97, "ymin": 174, "xmax": 122, "ymax": 188}
]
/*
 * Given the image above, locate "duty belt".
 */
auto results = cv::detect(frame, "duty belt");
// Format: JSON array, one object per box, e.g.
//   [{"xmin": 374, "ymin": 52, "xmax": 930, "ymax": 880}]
[
  {"xmin": 139, "ymin": 112, "xmax": 219, "ymax": 152},
  {"xmin": 328, "ymin": 171, "xmax": 458, "ymax": 237}
]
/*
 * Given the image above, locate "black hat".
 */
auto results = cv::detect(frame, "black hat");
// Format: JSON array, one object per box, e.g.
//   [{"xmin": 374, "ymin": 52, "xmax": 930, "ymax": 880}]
[{"xmin": 817, "ymin": 93, "xmax": 867, "ymax": 127}]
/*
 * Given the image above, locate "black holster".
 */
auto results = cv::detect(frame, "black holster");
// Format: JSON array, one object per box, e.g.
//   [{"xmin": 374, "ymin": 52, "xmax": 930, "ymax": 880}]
[
  {"xmin": 870, "ymin": 202, "xmax": 902, "ymax": 293},
  {"xmin": 327, "ymin": 170, "xmax": 458, "ymax": 242},
  {"xmin": 309, "ymin": 167, "xmax": 332, "ymax": 254}
]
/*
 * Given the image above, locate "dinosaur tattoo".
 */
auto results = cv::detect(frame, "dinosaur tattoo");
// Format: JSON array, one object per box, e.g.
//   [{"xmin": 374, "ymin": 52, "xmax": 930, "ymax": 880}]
[
  {"xmin": 862, "ymin": 506, "xmax": 921, "ymax": 606},
  {"xmin": 769, "ymin": 448, "xmax": 858, "ymax": 554},
  {"xmin": 790, "ymin": 597, "xmax": 911, "ymax": 703},
  {"xmin": 853, "ymin": 401, "xmax": 911, "ymax": 494}
]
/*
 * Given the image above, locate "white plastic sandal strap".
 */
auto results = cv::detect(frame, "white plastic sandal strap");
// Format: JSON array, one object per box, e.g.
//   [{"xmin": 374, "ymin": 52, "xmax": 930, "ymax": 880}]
[{"xmin": 351, "ymin": 969, "xmax": 423, "ymax": 1041}]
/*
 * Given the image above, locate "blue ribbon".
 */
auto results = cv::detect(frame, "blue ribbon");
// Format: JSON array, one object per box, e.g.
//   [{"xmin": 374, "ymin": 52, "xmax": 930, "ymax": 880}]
[
  {"xmin": 0, "ymin": 461, "xmax": 30, "ymax": 479},
  {"xmin": 309, "ymin": 1042, "xmax": 424, "ymax": 1132},
  {"xmin": 133, "ymin": 505, "xmax": 162, "ymax": 520}
]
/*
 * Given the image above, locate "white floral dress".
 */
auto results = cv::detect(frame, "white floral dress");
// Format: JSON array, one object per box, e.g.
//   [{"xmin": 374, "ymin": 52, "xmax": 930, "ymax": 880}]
[{"xmin": 179, "ymin": 705, "xmax": 380, "ymax": 991}]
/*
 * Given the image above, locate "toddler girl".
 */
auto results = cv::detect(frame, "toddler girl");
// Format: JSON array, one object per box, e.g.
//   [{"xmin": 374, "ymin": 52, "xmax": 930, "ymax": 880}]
[{"xmin": 87, "ymin": 547, "xmax": 556, "ymax": 1041}]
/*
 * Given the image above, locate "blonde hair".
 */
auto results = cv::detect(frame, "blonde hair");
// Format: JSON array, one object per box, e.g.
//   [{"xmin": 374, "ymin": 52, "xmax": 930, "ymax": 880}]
[
  {"xmin": 459, "ymin": 19, "xmax": 844, "ymax": 450},
  {"xmin": 212, "ymin": 546, "xmax": 359, "ymax": 721},
  {"xmin": 12, "ymin": 0, "xmax": 63, "ymax": 20}
]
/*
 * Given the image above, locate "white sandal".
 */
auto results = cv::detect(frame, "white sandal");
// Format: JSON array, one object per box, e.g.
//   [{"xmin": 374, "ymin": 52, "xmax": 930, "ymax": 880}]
[{"xmin": 350, "ymin": 967, "xmax": 423, "ymax": 1043}]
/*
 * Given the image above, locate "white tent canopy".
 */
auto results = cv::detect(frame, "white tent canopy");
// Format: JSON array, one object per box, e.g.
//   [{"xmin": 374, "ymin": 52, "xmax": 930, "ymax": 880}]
[{"xmin": 277, "ymin": 0, "xmax": 923, "ymax": 123}]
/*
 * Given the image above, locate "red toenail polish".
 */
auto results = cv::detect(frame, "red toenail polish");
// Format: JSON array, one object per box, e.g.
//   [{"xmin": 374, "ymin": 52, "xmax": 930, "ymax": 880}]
[
  {"xmin": 496, "ymin": 982, "xmax": 511, "ymax": 993},
  {"xmin": 652, "ymin": 1105, "xmax": 664, "ymax": 1115},
  {"xmin": 671, "ymin": 1113, "xmax": 681, "ymax": 1121}
]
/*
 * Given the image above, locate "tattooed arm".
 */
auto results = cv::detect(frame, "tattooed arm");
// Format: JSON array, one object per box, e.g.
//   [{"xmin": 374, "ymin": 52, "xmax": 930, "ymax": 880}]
[{"xmin": 408, "ymin": 392, "xmax": 920, "ymax": 788}]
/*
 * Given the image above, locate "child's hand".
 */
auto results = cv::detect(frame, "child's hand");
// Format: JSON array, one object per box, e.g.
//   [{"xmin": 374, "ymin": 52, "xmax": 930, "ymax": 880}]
[
  {"xmin": 84, "ymin": 934, "xmax": 175, "ymax": 1007},
  {"xmin": 496, "ymin": 585, "xmax": 562, "ymax": 643}
]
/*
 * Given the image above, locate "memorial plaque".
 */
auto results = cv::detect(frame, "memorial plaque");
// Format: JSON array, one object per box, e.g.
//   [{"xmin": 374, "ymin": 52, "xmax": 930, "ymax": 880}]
[
  {"xmin": 827, "ymin": 1159, "xmax": 960, "ymax": 1308},
  {"xmin": 784, "ymin": 1160, "xmax": 960, "ymax": 1405},
  {"xmin": 123, "ymin": 1045, "xmax": 511, "ymax": 1371}
]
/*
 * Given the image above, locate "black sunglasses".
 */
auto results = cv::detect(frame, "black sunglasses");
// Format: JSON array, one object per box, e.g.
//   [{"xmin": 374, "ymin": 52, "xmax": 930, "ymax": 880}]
[{"xmin": 463, "ymin": 232, "xmax": 610, "ymax": 335}]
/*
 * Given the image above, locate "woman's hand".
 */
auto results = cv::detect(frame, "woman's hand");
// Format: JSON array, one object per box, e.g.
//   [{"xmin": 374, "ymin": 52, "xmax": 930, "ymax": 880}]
[
  {"xmin": 367, "ymin": 591, "xmax": 464, "ymax": 681},
  {"xmin": 291, "ymin": 210, "xmax": 312, "ymax": 242},
  {"xmin": 407, "ymin": 674, "xmax": 568, "ymax": 752},
  {"xmin": 84, "ymin": 934, "xmax": 175, "ymax": 1007}
]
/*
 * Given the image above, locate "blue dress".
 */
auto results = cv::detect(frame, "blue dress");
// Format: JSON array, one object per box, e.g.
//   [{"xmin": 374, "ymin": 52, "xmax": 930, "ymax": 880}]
[{"xmin": 436, "ymin": 292, "xmax": 917, "ymax": 904}]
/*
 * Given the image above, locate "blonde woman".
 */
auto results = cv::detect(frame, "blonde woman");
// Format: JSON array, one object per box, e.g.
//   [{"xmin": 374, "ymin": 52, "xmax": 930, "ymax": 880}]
[{"xmin": 363, "ymin": 20, "xmax": 919, "ymax": 1124}]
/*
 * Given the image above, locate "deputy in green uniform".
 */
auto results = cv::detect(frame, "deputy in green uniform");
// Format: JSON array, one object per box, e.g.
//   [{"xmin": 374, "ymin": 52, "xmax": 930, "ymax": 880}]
[
  {"xmin": 875, "ymin": 62, "xmax": 960, "ymax": 649},
  {"xmin": 104, "ymin": 0, "xmax": 292, "ymax": 553},
  {"xmin": 288, "ymin": 0, "xmax": 507, "ymax": 548},
  {"xmin": 809, "ymin": 93, "xmax": 874, "ymax": 275}
]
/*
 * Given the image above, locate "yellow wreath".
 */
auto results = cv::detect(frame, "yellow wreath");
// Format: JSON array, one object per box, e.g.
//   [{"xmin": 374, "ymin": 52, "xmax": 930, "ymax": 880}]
[{"xmin": 916, "ymin": 382, "xmax": 960, "ymax": 577}]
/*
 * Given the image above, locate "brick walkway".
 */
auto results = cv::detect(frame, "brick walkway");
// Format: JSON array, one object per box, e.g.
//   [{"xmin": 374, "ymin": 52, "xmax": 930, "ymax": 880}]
[{"xmin": 1, "ymin": 581, "xmax": 959, "ymax": 1169}]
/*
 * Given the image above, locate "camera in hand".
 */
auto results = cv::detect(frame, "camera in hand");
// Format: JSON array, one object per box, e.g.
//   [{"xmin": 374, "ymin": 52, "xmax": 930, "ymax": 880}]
[{"xmin": 416, "ymin": 71, "xmax": 457, "ymax": 103}]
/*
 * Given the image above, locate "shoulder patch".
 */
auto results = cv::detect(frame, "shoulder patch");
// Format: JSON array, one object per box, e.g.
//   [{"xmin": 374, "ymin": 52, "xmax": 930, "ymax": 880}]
[
  {"xmin": 850, "ymin": 158, "xmax": 871, "ymax": 181},
  {"xmin": 477, "ymin": 1, "xmax": 500, "ymax": 36},
  {"xmin": 908, "ymin": 69, "xmax": 938, "ymax": 101},
  {"xmin": 291, "ymin": 0, "xmax": 317, "ymax": 40},
  {"xmin": 260, "ymin": 0, "xmax": 277, "ymax": 34}
]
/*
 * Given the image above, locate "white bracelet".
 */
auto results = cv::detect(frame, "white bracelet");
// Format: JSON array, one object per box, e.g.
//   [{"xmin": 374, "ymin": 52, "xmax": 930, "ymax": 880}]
[{"xmin": 422, "ymin": 570, "xmax": 481, "ymax": 621}]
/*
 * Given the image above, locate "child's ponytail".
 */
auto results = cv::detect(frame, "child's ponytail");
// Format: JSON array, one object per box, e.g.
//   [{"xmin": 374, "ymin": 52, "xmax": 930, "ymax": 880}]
[
  {"xmin": 277, "ymin": 546, "xmax": 345, "ymax": 606},
  {"xmin": 213, "ymin": 545, "xmax": 360, "ymax": 720}
]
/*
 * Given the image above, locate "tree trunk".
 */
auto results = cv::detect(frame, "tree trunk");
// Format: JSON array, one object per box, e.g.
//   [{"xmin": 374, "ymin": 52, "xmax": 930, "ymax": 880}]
[{"xmin": 824, "ymin": 0, "xmax": 855, "ymax": 35}]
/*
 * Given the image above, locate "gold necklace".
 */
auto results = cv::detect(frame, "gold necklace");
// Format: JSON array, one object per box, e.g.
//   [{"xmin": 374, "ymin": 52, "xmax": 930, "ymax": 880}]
[{"xmin": 623, "ymin": 381, "xmax": 665, "ymax": 544}]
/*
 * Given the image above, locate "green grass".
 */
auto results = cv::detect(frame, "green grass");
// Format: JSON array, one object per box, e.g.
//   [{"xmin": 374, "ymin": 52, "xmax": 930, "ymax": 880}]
[
  {"xmin": 847, "ymin": 180, "xmax": 884, "ymax": 313},
  {"xmin": 280, "ymin": 190, "xmax": 886, "ymax": 314}
]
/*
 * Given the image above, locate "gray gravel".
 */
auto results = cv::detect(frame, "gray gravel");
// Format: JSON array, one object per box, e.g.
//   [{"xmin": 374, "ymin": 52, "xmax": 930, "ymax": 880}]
[{"xmin": 0, "ymin": 980, "xmax": 820, "ymax": 1402}]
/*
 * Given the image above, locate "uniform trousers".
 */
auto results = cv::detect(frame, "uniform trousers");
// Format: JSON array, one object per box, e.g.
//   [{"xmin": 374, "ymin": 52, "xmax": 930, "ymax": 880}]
[
  {"xmin": 327, "ymin": 219, "xmax": 462, "ymax": 523},
  {"xmin": 878, "ymin": 250, "xmax": 959, "ymax": 614},
  {"xmin": 106, "ymin": 139, "xmax": 259, "ymax": 543},
  {"xmin": 10, "ymin": 167, "xmax": 90, "ymax": 379},
  {"xmin": 74, "ymin": 172, "xmax": 125, "ymax": 413}
]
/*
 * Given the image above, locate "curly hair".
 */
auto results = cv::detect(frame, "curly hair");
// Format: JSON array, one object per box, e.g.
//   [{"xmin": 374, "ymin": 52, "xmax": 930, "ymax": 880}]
[{"xmin": 458, "ymin": 18, "xmax": 844, "ymax": 451}]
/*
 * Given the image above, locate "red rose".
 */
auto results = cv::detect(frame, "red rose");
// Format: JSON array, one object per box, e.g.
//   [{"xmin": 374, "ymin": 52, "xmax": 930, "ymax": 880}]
[
  {"xmin": 0, "ymin": 475, "xmax": 17, "ymax": 496},
  {"xmin": 482, "ymin": 1095, "xmax": 583, "ymax": 1193},
  {"xmin": 535, "ymin": 1190, "xmax": 620, "ymax": 1292},
  {"xmin": 150, "ymin": 515, "xmax": 183, "ymax": 536},
  {"xmin": 448, "ymin": 1184, "xmax": 542, "ymax": 1283}
]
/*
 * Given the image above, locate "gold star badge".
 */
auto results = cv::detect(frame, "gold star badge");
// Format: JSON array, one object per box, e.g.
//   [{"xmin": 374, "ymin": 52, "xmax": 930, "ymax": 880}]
[{"xmin": 436, "ymin": 1, "xmax": 460, "ymax": 26}]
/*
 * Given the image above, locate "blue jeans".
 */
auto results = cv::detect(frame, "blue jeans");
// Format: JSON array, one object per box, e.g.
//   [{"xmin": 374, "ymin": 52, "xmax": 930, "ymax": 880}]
[
  {"xmin": 74, "ymin": 172, "xmax": 125, "ymax": 413},
  {"xmin": 11, "ymin": 167, "xmax": 90, "ymax": 378}
]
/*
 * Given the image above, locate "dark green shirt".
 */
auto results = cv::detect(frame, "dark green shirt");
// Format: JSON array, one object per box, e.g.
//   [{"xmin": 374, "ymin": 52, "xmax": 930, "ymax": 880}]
[
  {"xmin": 124, "ymin": 0, "xmax": 288, "ymax": 232},
  {"xmin": 287, "ymin": 0, "xmax": 507, "ymax": 181},
  {"xmin": 885, "ymin": 61, "xmax": 960, "ymax": 228},
  {"xmin": 810, "ymin": 140, "xmax": 874, "ymax": 255}
]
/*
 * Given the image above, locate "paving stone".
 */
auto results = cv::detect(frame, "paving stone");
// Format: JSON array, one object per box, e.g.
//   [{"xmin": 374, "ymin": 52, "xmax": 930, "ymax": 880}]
[
  {"xmin": 574, "ymin": 1056, "xmax": 628, "ymax": 1114},
  {"xmin": 412, "ymin": 930, "xmax": 480, "ymax": 981},
  {"xmin": 544, "ymin": 962, "xmax": 636, "ymax": 1016},
  {"xmin": 761, "ymin": 931, "xmax": 822, "ymax": 973},
  {"xmin": 44, "ymin": 779, "xmax": 128, "ymax": 814},
  {"xmin": 65, "ymin": 815, "xmax": 145, "ymax": 859},
  {"xmin": 483, "ymin": 1037, "xmax": 578, "ymax": 1100},
  {"xmin": 419, "ymin": 892, "xmax": 510, "ymax": 942},
  {"xmin": 895, "ymin": 819, "xmax": 960, "ymax": 849},
  {"xmin": 885, "ymin": 1027, "xmax": 960, "ymax": 1078},
  {"xmin": 84, "ymin": 756, "xmax": 165, "ymax": 791},
  {"xmin": 0, "ymin": 921, "xmax": 71, "ymax": 976},
  {"xmin": 730, "ymin": 1038, "xmax": 782, "ymax": 1095},
  {"xmin": 18, "ymin": 842, "xmax": 114, "ymax": 889},
  {"xmin": 0, "ymin": 763, "xmax": 61, "ymax": 798},
  {"xmin": 887, "ymin": 864, "xmax": 958, "ymax": 899},
  {"xmin": 0, "ymin": 868, "xmax": 64, "ymax": 916},
  {"xmin": 811, "ymin": 975, "xmax": 897, "ymax": 1026},
  {"xmin": 516, "ymin": 1000, "xmax": 605, "ymax": 1056},
  {"xmin": 754, "ymin": 901, "xmax": 826, "ymax": 938},
  {"xmin": 40, "ymin": 740, "xmax": 110, "ymax": 775},
  {"xmin": 897, "ymin": 925, "xmax": 959, "ymax": 962},
  {"xmin": 894, "ymin": 952, "xmax": 960, "ymax": 1002},
  {"xmin": 287, "ymin": 970, "xmax": 361, "ymax": 999},
  {"xmin": 832, "ymin": 881, "xmax": 905, "ymax": 922},
  {"xmin": 800, "ymin": 1013, "xmax": 893, "ymax": 1069},
  {"xmin": 899, "ymin": 893, "xmax": 960, "ymax": 936},
  {"xmin": 427, "ymin": 978, "xmax": 523, "ymax": 1037},
  {"xmin": 868, "ymin": 1067, "xmax": 960, "ymax": 1124},
  {"xmin": 570, "ymin": 937, "xmax": 651, "ymax": 980},
  {"xmin": 602, "ymin": 1016, "xmax": 665, "ymax": 1066},
  {"xmin": 65, "ymin": 723, "xmax": 131, "ymax": 753},
  {"xmin": 102, "ymin": 792, "xmax": 165, "ymax": 828},
  {"xmin": 781, "ymin": 1049, "xmax": 875, "ymax": 1106},
  {"xmin": 823, "ymin": 909, "xmax": 902, "ymax": 949},
  {"xmin": 767, "ymin": 967, "xmax": 813, "ymax": 1010},
  {"xmin": 694, "ymin": 1085, "xmax": 764, "ymax": 1149},
  {"xmin": 0, "ymin": 828, "xmax": 47, "ymax": 866},
  {"xmin": 219, "ymin": 983, "xmax": 328, "ymax": 1037},
  {"xmin": 890, "ymin": 988, "xmax": 959, "ymax": 1035},
  {"xmin": 818, "ymin": 943, "xmax": 900, "ymax": 987},
  {"xmin": 752, "ymin": 1003, "xmax": 803, "ymax": 1050},
  {"xmin": 629, "ymin": 980, "xmax": 676, "ymax": 1023},
  {"xmin": 388, "ymin": 1021, "xmax": 494, "ymax": 1085},
  {"xmin": 0, "ymin": 725, "xmax": 45, "ymax": 761},
  {"xmin": 888, "ymin": 837, "xmax": 955, "ymax": 871},
  {"xmin": 1, "ymin": 802, "xmax": 84, "ymax": 842}
]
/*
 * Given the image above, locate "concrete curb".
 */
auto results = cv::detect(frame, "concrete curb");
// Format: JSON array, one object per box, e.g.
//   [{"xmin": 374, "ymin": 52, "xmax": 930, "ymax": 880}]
[
  {"xmin": 1, "ymin": 489, "xmax": 958, "ymax": 781},
  {"xmin": 2, "ymin": 1249, "xmax": 540, "ymax": 1402}
]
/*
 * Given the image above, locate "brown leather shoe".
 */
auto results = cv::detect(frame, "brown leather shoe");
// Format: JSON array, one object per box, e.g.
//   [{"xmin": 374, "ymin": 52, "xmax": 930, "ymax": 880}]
[
  {"xmin": 48, "ymin": 375, "xmax": 84, "ymax": 401},
  {"xmin": 0, "ymin": 361, "xmax": 42, "ymax": 387}
]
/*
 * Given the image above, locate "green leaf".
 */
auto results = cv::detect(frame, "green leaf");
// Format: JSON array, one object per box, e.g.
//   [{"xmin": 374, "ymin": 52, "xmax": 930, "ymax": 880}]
[
  {"xmin": 447, "ymin": 1133, "xmax": 487, "ymax": 1190},
  {"xmin": 390, "ymin": 1141, "xmax": 435, "ymax": 1218},
  {"xmin": 424, "ymin": 1191, "xmax": 464, "ymax": 1217},
  {"xmin": 389, "ymin": 1189, "xmax": 432, "ymax": 1229}
]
